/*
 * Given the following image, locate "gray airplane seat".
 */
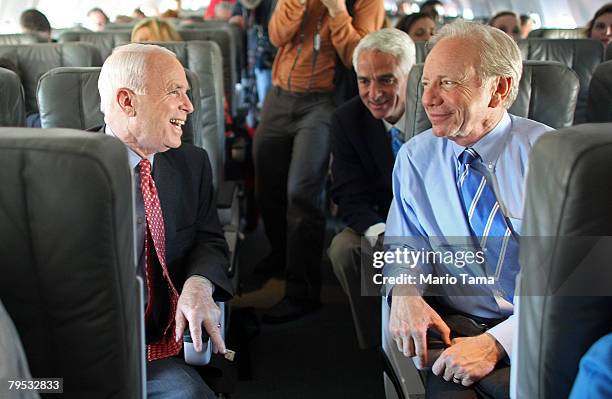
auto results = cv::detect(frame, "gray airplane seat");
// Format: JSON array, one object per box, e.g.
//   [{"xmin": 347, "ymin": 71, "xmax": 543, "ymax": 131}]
[
  {"xmin": 0, "ymin": 66, "xmax": 25, "ymax": 126},
  {"xmin": 517, "ymin": 38, "xmax": 605, "ymax": 124},
  {"xmin": 178, "ymin": 22, "xmax": 245, "ymax": 74},
  {"xmin": 404, "ymin": 61, "xmax": 579, "ymax": 140},
  {"xmin": 0, "ymin": 298, "xmax": 40, "ymax": 399},
  {"xmin": 0, "ymin": 43, "xmax": 102, "ymax": 120},
  {"xmin": 527, "ymin": 28, "xmax": 586, "ymax": 39},
  {"xmin": 516, "ymin": 123, "xmax": 612, "ymax": 398},
  {"xmin": 606, "ymin": 45, "xmax": 612, "ymax": 61},
  {"xmin": 0, "ymin": 33, "xmax": 43, "ymax": 45},
  {"xmin": 149, "ymin": 41, "xmax": 243, "ymax": 285},
  {"xmin": 587, "ymin": 60, "xmax": 612, "ymax": 122},
  {"xmin": 144, "ymin": 41, "xmax": 226, "ymax": 187},
  {"xmin": 414, "ymin": 42, "xmax": 428, "ymax": 64},
  {"xmin": 177, "ymin": 28, "xmax": 241, "ymax": 116},
  {"xmin": 58, "ymin": 30, "xmax": 132, "ymax": 60},
  {"xmin": 0, "ymin": 128, "xmax": 145, "ymax": 398}
]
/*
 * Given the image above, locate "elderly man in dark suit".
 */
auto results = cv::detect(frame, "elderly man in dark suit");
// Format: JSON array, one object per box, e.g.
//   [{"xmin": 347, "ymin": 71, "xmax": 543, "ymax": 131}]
[
  {"xmin": 328, "ymin": 28, "xmax": 415, "ymax": 349},
  {"xmin": 98, "ymin": 43, "xmax": 233, "ymax": 399}
]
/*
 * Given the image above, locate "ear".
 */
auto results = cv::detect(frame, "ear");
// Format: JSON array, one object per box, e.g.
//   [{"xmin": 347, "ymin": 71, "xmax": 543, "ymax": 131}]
[
  {"xmin": 116, "ymin": 88, "xmax": 137, "ymax": 117},
  {"xmin": 488, "ymin": 76, "xmax": 512, "ymax": 108}
]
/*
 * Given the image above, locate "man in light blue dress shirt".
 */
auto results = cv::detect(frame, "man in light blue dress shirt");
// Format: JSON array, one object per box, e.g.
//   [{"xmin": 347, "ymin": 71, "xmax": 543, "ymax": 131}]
[{"xmin": 384, "ymin": 22, "xmax": 553, "ymax": 398}]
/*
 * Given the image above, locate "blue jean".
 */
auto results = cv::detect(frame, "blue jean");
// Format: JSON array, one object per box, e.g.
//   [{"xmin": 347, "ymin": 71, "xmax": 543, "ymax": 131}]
[{"xmin": 147, "ymin": 357, "xmax": 216, "ymax": 399}]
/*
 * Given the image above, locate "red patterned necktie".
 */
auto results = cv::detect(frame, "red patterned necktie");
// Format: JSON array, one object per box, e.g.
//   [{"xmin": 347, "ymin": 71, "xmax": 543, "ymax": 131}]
[{"xmin": 139, "ymin": 159, "xmax": 182, "ymax": 361}]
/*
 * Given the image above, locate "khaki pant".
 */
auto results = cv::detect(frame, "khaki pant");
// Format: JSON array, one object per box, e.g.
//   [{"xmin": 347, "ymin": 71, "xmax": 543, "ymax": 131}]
[{"xmin": 328, "ymin": 227, "xmax": 381, "ymax": 349}]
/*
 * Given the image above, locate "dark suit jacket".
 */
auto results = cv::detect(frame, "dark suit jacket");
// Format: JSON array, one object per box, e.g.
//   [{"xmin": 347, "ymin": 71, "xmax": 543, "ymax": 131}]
[
  {"xmin": 95, "ymin": 126, "xmax": 232, "ymax": 342},
  {"xmin": 330, "ymin": 96, "xmax": 395, "ymax": 235}
]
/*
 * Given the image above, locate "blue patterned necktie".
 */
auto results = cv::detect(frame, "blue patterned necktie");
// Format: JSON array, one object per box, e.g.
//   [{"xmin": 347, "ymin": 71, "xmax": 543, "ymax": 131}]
[
  {"xmin": 389, "ymin": 127, "xmax": 404, "ymax": 158},
  {"xmin": 456, "ymin": 148, "xmax": 519, "ymax": 302}
]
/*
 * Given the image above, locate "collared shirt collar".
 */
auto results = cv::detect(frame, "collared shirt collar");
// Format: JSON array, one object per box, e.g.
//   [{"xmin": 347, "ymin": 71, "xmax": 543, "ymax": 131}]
[
  {"xmin": 104, "ymin": 125, "xmax": 155, "ymax": 170},
  {"xmin": 382, "ymin": 112, "xmax": 408, "ymax": 135},
  {"xmin": 451, "ymin": 111, "xmax": 511, "ymax": 167}
]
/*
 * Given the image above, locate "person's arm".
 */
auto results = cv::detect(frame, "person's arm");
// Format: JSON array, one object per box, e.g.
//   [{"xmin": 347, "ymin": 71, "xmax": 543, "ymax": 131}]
[
  {"xmin": 268, "ymin": 0, "xmax": 307, "ymax": 47},
  {"xmin": 330, "ymin": 112, "xmax": 385, "ymax": 234},
  {"xmin": 175, "ymin": 149, "xmax": 233, "ymax": 354},
  {"xmin": 183, "ymin": 149, "xmax": 233, "ymax": 299},
  {"xmin": 384, "ymin": 146, "xmax": 451, "ymax": 368},
  {"xmin": 324, "ymin": 0, "xmax": 385, "ymax": 67}
]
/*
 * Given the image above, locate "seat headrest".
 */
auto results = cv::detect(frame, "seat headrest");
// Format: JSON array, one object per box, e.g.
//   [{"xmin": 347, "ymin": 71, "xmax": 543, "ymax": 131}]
[
  {"xmin": 0, "ymin": 67, "xmax": 25, "ymax": 126},
  {"xmin": 59, "ymin": 31, "xmax": 131, "ymax": 60},
  {"xmin": 587, "ymin": 60, "xmax": 612, "ymax": 122},
  {"xmin": 0, "ymin": 43, "xmax": 103, "ymax": 114},
  {"xmin": 0, "ymin": 33, "xmax": 42, "ymax": 45},
  {"xmin": 510, "ymin": 61, "xmax": 579, "ymax": 128},
  {"xmin": 517, "ymin": 39, "xmax": 605, "ymax": 124},
  {"xmin": 527, "ymin": 28, "xmax": 586, "ymax": 39}
]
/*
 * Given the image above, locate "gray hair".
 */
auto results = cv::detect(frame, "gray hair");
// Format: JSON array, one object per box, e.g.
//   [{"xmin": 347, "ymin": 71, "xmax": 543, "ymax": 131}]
[
  {"xmin": 352, "ymin": 28, "xmax": 416, "ymax": 77},
  {"xmin": 98, "ymin": 43, "xmax": 177, "ymax": 114},
  {"xmin": 427, "ymin": 21, "xmax": 522, "ymax": 108}
]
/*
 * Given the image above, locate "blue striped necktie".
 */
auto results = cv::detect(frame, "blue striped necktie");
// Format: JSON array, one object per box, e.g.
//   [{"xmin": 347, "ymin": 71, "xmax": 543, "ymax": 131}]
[
  {"xmin": 389, "ymin": 127, "xmax": 404, "ymax": 158},
  {"xmin": 456, "ymin": 148, "xmax": 519, "ymax": 302}
]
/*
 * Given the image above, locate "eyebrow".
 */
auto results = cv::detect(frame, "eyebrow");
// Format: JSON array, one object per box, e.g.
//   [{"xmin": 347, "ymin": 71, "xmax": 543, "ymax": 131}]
[
  {"xmin": 167, "ymin": 82, "xmax": 191, "ymax": 91},
  {"xmin": 357, "ymin": 73, "xmax": 396, "ymax": 80},
  {"xmin": 422, "ymin": 71, "xmax": 470, "ymax": 83}
]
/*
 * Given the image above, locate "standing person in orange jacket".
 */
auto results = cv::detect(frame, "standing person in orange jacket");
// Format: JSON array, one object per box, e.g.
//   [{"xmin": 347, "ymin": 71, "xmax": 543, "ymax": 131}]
[{"xmin": 254, "ymin": 0, "xmax": 384, "ymax": 323}]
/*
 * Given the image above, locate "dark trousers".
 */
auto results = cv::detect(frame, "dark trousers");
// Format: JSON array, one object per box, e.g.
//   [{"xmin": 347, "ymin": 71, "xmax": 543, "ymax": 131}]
[
  {"xmin": 424, "ymin": 299, "xmax": 511, "ymax": 399},
  {"xmin": 253, "ymin": 86, "xmax": 335, "ymax": 301},
  {"xmin": 147, "ymin": 357, "xmax": 216, "ymax": 399}
]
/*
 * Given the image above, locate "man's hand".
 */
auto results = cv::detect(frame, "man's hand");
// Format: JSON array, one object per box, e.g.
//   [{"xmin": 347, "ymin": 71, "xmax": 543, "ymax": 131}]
[
  {"xmin": 389, "ymin": 291, "xmax": 451, "ymax": 369},
  {"xmin": 320, "ymin": 0, "xmax": 347, "ymax": 17},
  {"xmin": 174, "ymin": 276, "xmax": 226, "ymax": 354},
  {"xmin": 431, "ymin": 333, "xmax": 506, "ymax": 386}
]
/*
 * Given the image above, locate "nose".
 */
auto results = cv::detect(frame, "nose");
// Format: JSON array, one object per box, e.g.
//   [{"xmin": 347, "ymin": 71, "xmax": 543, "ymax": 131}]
[
  {"xmin": 422, "ymin": 83, "xmax": 441, "ymax": 107},
  {"xmin": 606, "ymin": 25, "xmax": 612, "ymax": 36},
  {"xmin": 181, "ymin": 92, "xmax": 194, "ymax": 114},
  {"xmin": 369, "ymin": 80, "xmax": 384, "ymax": 100}
]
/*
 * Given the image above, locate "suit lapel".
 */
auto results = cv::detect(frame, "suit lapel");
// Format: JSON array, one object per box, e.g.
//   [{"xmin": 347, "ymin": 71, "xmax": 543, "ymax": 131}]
[
  {"xmin": 152, "ymin": 153, "xmax": 179, "ymax": 248},
  {"xmin": 362, "ymin": 113, "xmax": 394, "ymax": 191}
]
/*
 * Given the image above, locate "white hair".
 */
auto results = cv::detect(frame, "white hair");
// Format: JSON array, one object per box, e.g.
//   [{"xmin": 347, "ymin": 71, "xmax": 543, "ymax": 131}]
[
  {"xmin": 352, "ymin": 28, "xmax": 416, "ymax": 77},
  {"xmin": 98, "ymin": 43, "xmax": 177, "ymax": 114},
  {"xmin": 427, "ymin": 21, "xmax": 522, "ymax": 108}
]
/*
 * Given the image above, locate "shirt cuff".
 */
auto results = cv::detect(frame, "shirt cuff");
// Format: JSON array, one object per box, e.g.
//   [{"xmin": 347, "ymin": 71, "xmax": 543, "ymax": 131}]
[
  {"xmin": 365, "ymin": 222, "xmax": 386, "ymax": 237},
  {"xmin": 487, "ymin": 315, "xmax": 514, "ymax": 363},
  {"xmin": 364, "ymin": 223, "xmax": 386, "ymax": 247}
]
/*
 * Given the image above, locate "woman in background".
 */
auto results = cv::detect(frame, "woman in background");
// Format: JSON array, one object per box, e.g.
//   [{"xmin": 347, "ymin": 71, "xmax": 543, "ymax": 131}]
[
  {"xmin": 489, "ymin": 11, "xmax": 521, "ymax": 41},
  {"xmin": 131, "ymin": 17, "xmax": 182, "ymax": 42},
  {"xmin": 395, "ymin": 12, "xmax": 436, "ymax": 42},
  {"xmin": 586, "ymin": 3, "xmax": 611, "ymax": 48}
]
